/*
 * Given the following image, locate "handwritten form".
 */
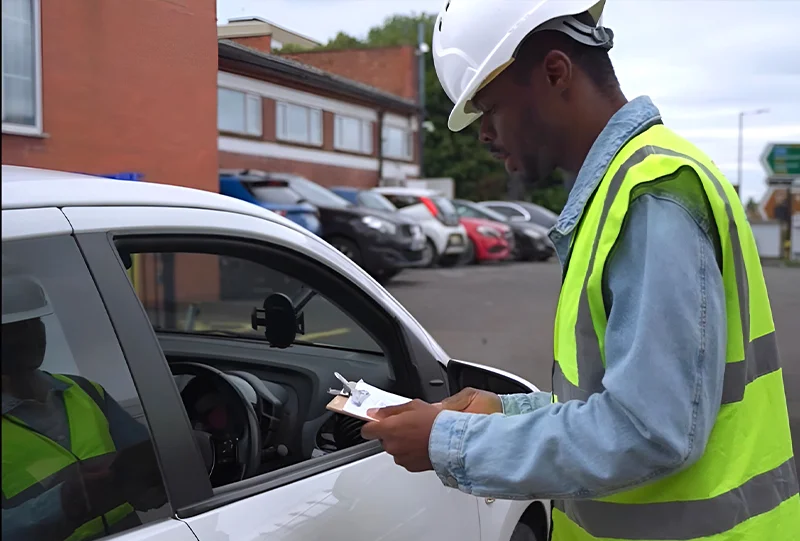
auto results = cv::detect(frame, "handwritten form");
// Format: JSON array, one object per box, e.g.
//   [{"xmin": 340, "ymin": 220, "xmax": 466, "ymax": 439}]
[{"xmin": 341, "ymin": 380, "xmax": 411, "ymax": 421}]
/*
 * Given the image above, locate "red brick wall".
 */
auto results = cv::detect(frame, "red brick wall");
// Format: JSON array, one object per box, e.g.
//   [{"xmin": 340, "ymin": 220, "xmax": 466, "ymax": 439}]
[
  {"xmin": 2, "ymin": 0, "xmax": 219, "ymax": 193},
  {"xmin": 282, "ymin": 46, "xmax": 418, "ymax": 101},
  {"xmin": 229, "ymin": 35, "xmax": 272, "ymax": 53},
  {"xmin": 219, "ymin": 151, "xmax": 378, "ymax": 188}
]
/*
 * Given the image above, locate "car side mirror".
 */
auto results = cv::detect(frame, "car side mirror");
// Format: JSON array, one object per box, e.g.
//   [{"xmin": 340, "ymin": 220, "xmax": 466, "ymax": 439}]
[
  {"xmin": 446, "ymin": 358, "xmax": 539, "ymax": 395},
  {"xmin": 250, "ymin": 293, "xmax": 305, "ymax": 349}
]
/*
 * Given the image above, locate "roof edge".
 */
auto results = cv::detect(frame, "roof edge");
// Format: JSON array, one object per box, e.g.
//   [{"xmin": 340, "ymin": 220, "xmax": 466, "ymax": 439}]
[{"xmin": 218, "ymin": 40, "xmax": 419, "ymax": 114}]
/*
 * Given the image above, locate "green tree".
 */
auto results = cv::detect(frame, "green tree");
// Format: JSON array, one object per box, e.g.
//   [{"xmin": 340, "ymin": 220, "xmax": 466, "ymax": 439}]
[{"xmin": 281, "ymin": 14, "xmax": 569, "ymax": 211}]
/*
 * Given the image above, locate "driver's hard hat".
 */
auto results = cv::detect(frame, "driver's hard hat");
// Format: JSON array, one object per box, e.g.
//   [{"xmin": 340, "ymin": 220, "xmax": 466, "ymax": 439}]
[
  {"xmin": 433, "ymin": 0, "xmax": 613, "ymax": 132},
  {"xmin": 1, "ymin": 261, "xmax": 53, "ymax": 325}
]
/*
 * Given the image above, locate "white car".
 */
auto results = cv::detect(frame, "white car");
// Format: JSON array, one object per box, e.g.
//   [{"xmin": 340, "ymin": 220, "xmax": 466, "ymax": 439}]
[
  {"xmin": 2, "ymin": 166, "xmax": 549, "ymax": 541},
  {"xmin": 372, "ymin": 186, "xmax": 468, "ymax": 267}
]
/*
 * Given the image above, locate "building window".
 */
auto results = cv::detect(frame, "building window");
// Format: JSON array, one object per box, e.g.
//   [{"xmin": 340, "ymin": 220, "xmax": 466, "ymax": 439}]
[
  {"xmin": 1, "ymin": 0, "xmax": 42, "ymax": 135},
  {"xmin": 382, "ymin": 125, "xmax": 413, "ymax": 160},
  {"xmin": 334, "ymin": 114, "xmax": 372, "ymax": 154},
  {"xmin": 218, "ymin": 87, "xmax": 262, "ymax": 136},
  {"xmin": 271, "ymin": 38, "xmax": 283, "ymax": 51},
  {"xmin": 276, "ymin": 101, "xmax": 322, "ymax": 146}
]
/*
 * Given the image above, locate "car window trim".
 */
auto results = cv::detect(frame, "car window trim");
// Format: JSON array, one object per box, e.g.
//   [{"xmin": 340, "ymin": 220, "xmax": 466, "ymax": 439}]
[
  {"xmin": 85, "ymin": 231, "xmax": 445, "ymax": 515},
  {"xmin": 75, "ymin": 232, "xmax": 215, "ymax": 510}
]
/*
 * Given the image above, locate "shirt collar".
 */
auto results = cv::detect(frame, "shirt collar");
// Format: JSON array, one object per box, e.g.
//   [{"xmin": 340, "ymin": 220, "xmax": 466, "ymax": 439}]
[
  {"xmin": 552, "ymin": 96, "xmax": 663, "ymax": 239},
  {"xmin": 1, "ymin": 371, "xmax": 69, "ymax": 415}
]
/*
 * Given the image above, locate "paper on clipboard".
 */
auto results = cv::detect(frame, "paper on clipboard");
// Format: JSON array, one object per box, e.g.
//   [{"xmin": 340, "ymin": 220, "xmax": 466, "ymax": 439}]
[{"xmin": 326, "ymin": 380, "xmax": 411, "ymax": 422}]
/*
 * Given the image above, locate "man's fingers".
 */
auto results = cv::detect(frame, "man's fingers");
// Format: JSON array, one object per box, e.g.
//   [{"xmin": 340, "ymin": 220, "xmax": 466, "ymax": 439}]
[
  {"xmin": 368, "ymin": 400, "xmax": 416, "ymax": 420},
  {"xmin": 440, "ymin": 388, "xmax": 475, "ymax": 411}
]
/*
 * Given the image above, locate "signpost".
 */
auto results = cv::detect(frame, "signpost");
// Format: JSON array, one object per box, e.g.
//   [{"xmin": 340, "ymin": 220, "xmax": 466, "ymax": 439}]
[{"xmin": 761, "ymin": 143, "xmax": 800, "ymax": 177}]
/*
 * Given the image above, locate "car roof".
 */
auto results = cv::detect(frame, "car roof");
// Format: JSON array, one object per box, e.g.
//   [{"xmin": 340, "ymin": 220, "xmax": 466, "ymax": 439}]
[
  {"xmin": 373, "ymin": 186, "xmax": 442, "ymax": 197},
  {"xmin": 1, "ymin": 165, "xmax": 301, "ymax": 228}
]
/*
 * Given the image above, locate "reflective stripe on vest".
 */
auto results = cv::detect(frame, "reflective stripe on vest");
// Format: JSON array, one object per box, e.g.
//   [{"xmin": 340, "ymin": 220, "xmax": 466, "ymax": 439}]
[
  {"xmin": 1, "ymin": 374, "xmax": 136, "ymax": 540},
  {"xmin": 550, "ymin": 125, "xmax": 800, "ymax": 540}
]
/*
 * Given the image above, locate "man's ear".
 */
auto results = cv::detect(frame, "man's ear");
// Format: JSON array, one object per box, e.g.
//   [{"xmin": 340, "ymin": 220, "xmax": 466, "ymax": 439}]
[{"xmin": 542, "ymin": 49, "xmax": 572, "ymax": 92}]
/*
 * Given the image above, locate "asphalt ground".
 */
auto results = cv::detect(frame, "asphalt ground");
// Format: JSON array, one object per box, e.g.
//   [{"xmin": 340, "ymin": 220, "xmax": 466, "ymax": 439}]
[{"xmin": 388, "ymin": 261, "xmax": 800, "ymax": 470}]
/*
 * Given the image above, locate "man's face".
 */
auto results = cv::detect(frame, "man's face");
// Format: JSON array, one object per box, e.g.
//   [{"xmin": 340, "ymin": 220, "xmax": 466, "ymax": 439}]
[{"xmin": 472, "ymin": 50, "xmax": 572, "ymax": 188}]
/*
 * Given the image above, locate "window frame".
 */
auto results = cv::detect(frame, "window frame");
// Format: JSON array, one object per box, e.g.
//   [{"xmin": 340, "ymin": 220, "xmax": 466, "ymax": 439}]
[
  {"xmin": 382, "ymin": 124, "xmax": 413, "ymax": 161},
  {"xmin": 276, "ymin": 100, "xmax": 322, "ymax": 147},
  {"xmin": 77, "ymin": 230, "xmax": 445, "ymax": 518},
  {"xmin": 217, "ymin": 86, "xmax": 263, "ymax": 137},
  {"xmin": 2, "ymin": 233, "xmax": 193, "ymax": 525},
  {"xmin": 333, "ymin": 113, "xmax": 372, "ymax": 155},
  {"xmin": 1, "ymin": 0, "xmax": 43, "ymax": 136}
]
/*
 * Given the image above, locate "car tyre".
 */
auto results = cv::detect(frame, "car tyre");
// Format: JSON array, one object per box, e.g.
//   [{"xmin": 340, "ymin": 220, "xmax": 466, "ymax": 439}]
[
  {"xmin": 459, "ymin": 238, "xmax": 477, "ymax": 265},
  {"xmin": 421, "ymin": 238, "xmax": 438, "ymax": 268},
  {"xmin": 328, "ymin": 237, "xmax": 362, "ymax": 267},
  {"xmin": 509, "ymin": 520, "xmax": 541, "ymax": 541}
]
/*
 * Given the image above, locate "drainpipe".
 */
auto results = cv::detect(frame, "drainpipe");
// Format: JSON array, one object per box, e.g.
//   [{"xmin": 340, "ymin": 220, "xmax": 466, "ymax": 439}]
[{"xmin": 377, "ymin": 110, "xmax": 385, "ymax": 185}]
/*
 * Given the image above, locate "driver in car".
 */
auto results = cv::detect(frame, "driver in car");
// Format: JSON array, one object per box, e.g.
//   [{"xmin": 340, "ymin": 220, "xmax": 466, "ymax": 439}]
[{"xmin": 1, "ymin": 269, "xmax": 167, "ymax": 541}]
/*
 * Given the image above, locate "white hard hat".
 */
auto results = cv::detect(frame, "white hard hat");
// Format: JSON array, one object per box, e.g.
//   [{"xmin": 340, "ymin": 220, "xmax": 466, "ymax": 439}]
[
  {"xmin": 2, "ymin": 261, "xmax": 53, "ymax": 325},
  {"xmin": 433, "ymin": 0, "xmax": 612, "ymax": 132}
]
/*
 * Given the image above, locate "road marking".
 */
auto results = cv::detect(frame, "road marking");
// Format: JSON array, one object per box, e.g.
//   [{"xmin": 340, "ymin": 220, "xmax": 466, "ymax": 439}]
[{"xmin": 302, "ymin": 328, "xmax": 350, "ymax": 340}]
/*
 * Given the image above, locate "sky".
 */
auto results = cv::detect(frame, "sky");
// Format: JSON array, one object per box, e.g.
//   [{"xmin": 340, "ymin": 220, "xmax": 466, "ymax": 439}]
[{"xmin": 216, "ymin": 0, "xmax": 800, "ymax": 205}]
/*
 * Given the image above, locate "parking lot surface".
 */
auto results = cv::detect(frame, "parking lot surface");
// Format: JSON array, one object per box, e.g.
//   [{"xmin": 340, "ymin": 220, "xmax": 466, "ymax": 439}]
[{"xmin": 387, "ymin": 261, "xmax": 800, "ymax": 466}]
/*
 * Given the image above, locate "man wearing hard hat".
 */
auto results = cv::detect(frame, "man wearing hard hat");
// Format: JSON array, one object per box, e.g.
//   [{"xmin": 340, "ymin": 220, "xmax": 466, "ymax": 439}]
[
  {"xmin": 2, "ymin": 270, "xmax": 166, "ymax": 540},
  {"xmin": 361, "ymin": 1, "xmax": 799, "ymax": 539}
]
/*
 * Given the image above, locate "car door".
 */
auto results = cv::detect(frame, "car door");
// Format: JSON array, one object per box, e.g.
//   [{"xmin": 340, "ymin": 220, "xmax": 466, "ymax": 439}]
[
  {"xmin": 1, "ymin": 208, "xmax": 198, "ymax": 541},
  {"xmin": 65, "ymin": 204, "xmax": 483, "ymax": 541}
]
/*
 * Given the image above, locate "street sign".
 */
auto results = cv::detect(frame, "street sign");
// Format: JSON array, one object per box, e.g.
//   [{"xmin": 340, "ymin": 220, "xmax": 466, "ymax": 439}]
[
  {"xmin": 761, "ymin": 143, "xmax": 800, "ymax": 177},
  {"xmin": 759, "ymin": 185, "xmax": 800, "ymax": 221}
]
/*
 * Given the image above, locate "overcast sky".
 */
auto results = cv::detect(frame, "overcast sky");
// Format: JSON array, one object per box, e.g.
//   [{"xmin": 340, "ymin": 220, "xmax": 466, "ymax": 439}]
[{"xmin": 217, "ymin": 0, "xmax": 800, "ymax": 204}]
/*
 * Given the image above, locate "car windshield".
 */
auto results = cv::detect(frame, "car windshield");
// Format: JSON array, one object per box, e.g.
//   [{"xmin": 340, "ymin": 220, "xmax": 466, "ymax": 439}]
[
  {"xmin": 360, "ymin": 191, "xmax": 397, "ymax": 212},
  {"xmin": 462, "ymin": 201, "xmax": 508, "ymax": 222},
  {"xmin": 289, "ymin": 176, "xmax": 352, "ymax": 208},
  {"xmin": 250, "ymin": 183, "xmax": 305, "ymax": 205},
  {"xmin": 432, "ymin": 196, "xmax": 459, "ymax": 220}
]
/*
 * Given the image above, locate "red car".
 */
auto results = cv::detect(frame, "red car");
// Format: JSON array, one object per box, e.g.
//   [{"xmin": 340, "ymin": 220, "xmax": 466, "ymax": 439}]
[{"xmin": 459, "ymin": 217, "xmax": 514, "ymax": 264}]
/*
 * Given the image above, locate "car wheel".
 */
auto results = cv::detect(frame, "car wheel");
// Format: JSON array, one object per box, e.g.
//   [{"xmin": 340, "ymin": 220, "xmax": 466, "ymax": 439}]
[
  {"xmin": 329, "ymin": 237, "xmax": 362, "ymax": 266},
  {"xmin": 421, "ymin": 239, "xmax": 438, "ymax": 268},
  {"xmin": 509, "ymin": 520, "xmax": 541, "ymax": 541},
  {"xmin": 459, "ymin": 238, "xmax": 477, "ymax": 265}
]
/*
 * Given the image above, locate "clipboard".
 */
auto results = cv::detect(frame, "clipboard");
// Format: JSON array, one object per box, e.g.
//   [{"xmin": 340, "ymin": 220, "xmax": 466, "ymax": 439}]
[
  {"xmin": 326, "ymin": 395, "xmax": 379, "ymax": 423},
  {"xmin": 326, "ymin": 378, "xmax": 411, "ymax": 423}
]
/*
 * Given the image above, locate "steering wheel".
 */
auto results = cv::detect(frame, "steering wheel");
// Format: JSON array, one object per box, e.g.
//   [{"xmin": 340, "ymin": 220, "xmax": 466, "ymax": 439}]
[{"xmin": 170, "ymin": 362, "xmax": 262, "ymax": 482}]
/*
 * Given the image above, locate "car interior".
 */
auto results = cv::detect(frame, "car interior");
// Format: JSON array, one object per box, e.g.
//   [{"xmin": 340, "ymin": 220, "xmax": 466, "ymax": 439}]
[{"xmin": 116, "ymin": 237, "xmax": 417, "ymax": 490}]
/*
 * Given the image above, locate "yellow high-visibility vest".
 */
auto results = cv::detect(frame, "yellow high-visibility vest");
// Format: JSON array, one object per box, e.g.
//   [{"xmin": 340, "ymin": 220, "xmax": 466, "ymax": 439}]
[
  {"xmin": 2, "ymin": 374, "xmax": 136, "ymax": 540},
  {"xmin": 551, "ymin": 124, "xmax": 800, "ymax": 540}
]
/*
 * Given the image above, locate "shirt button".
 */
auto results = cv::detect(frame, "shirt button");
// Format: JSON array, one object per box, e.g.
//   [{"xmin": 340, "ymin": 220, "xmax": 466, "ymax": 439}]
[{"xmin": 446, "ymin": 475, "xmax": 458, "ymax": 488}]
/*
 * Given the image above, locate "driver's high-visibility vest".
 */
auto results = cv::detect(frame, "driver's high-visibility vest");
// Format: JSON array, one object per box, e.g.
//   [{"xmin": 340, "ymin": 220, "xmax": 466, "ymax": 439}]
[
  {"xmin": 1, "ymin": 374, "xmax": 137, "ymax": 541},
  {"xmin": 550, "ymin": 124, "xmax": 800, "ymax": 540}
]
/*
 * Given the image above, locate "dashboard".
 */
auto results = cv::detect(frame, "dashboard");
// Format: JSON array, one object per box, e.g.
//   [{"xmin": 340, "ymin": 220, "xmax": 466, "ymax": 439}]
[{"xmin": 160, "ymin": 334, "xmax": 396, "ymax": 480}]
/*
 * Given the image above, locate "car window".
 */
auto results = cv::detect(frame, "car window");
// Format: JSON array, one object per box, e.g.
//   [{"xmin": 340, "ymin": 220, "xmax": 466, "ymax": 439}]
[
  {"xmin": 126, "ymin": 251, "xmax": 383, "ymax": 355},
  {"xmin": 249, "ymin": 184, "xmax": 305, "ymax": 205},
  {"xmin": 486, "ymin": 204, "xmax": 525, "ymax": 219},
  {"xmin": 288, "ymin": 177, "xmax": 352, "ymax": 209},
  {"xmin": 383, "ymin": 194, "xmax": 419, "ymax": 209},
  {"xmin": 2, "ymin": 236, "xmax": 170, "ymax": 541},
  {"xmin": 523, "ymin": 204, "xmax": 559, "ymax": 228},
  {"xmin": 455, "ymin": 203, "xmax": 484, "ymax": 219},
  {"xmin": 358, "ymin": 191, "xmax": 397, "ymax": 212}
]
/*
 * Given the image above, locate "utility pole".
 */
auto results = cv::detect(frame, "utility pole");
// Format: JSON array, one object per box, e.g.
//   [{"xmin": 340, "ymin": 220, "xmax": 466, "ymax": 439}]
[
  {"xmin": 417, "ymin": 20, "xmax": 427, "ymax": 176},
  {"xmin": 737, "ymin": 108, "xmax": 769, "ymax": 200}
]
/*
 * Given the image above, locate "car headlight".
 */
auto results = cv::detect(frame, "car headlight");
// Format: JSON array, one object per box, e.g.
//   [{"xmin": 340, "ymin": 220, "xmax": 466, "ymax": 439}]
[
  {"xmin": 523, "ymin": 228, "xmax": 544, "ymax": 239},
  {"xmin": 476, "ymin": 225, "xmax": 501, "ymax": 238},
  {"xmin": 361, "ymin": 215, "xmax": 397, "ymax": 235}
]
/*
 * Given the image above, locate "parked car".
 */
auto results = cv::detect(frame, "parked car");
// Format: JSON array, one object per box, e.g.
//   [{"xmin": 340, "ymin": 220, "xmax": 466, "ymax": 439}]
[
  {"xmin": 459, "ymin": 215, "xmax": 513, "ymax": 264},
  {"xmin": 331, "ymin": 186, "xmax": 399, "ymax": 214},
  {"xmin": 222, "ymin": 171, "xmax": 426, "ymax": 283},
  {"xmin": 3, "ymin": 165, "xmax": 550, "ymax": 541},
  {"xmin": 479, "ymin": 200, "xmax": 559, "ymax": 230},
  {"xmin": 372, "ymin": 186, "xmax": 469, "ymax": 268},
  {"xmin": 219, "ymin": 169, "xmax": 322, "ymax": 235},
  {"xmin": 454, "ymin": 199, "xmax": 554, "ymax": 262}
]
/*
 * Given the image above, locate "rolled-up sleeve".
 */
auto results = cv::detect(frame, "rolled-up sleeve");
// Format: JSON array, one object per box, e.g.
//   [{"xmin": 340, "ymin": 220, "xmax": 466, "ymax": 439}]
[{"xmin": 428, "ymin": 189, "xmax": 727, "ymax": 500}]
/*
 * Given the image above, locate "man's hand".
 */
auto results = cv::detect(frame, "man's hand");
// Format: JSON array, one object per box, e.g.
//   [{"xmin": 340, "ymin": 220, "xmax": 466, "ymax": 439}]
[
  {"xmin": 361, "ymin": 399, "xmax": 442, "ymax": 473},
  {"xmin": 438, "ymin": 387, "xmax": 502, "ymax": 414}
]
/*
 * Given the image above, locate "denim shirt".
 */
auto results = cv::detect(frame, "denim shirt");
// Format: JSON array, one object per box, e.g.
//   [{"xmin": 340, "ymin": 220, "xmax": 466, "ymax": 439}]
[{"xmin": 428, "ymin": 96, "xmax": 728, "ymax": 500}]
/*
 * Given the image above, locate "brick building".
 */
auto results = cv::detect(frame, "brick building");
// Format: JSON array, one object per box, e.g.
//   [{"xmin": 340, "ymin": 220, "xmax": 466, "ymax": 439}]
[
  {"xmin": 1, "ymin": 0, "xmax": 219, "ymax": 192},
  {"xmin": 217, "ymin": 19, "xmax": 421, "ymax": 187}
]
